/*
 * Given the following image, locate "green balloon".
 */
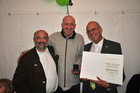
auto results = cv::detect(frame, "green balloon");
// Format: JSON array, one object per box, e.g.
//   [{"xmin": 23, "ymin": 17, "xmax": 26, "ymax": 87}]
[{"xmin": 56, "ymin": 0, "xmax": 69, "ymax": 6}]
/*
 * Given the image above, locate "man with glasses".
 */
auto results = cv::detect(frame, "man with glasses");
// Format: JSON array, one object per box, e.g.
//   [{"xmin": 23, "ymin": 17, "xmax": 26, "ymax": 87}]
[{"xmin": 81, "ymin": 21, "xmax": 125, "ymax": 93}]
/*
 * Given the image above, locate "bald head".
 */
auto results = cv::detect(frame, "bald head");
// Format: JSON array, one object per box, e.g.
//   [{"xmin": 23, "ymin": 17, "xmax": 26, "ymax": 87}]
[
  {"xmin": 34, "ymin": 30, "xmax": 48, "ymax": 39},
  {"xmin": 86, "ymin": 21, "xmax": 100, "ymax": 31},
  {"xmin": 62, "ymin": 15, "xmax": 75, "ymax": 24}
]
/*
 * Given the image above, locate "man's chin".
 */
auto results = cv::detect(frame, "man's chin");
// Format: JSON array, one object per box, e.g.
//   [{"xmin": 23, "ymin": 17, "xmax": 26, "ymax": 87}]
[{"xmin": 36, "ymin": 46, "xmax": 46, "ymax": 50}]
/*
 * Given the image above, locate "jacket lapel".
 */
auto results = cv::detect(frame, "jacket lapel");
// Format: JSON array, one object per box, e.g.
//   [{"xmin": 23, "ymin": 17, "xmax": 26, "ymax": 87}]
[
  {"xmin": 32, "ymin": 48, "xmax": 46, "ymax": 78},
  {"xmin": 84, "ymin": 42, "xmax": 93, "ymax": 51},
  {"xmin": 101, "ymin": 39, "xmax": 109, "ymax": 53},
  {"xmin": 85, "ymin": 39, "xmax": 109, "ymax": 53}
]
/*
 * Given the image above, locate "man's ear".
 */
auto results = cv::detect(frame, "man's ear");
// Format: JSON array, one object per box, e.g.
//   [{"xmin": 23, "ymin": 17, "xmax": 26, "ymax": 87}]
[
  {"xmin": 74, "ymin": 24, "xmax": 76, "ymax": 29},
  {"xmin": 61, "ymin": 23, "xmax": 63, "ymax": 28},
  {"xmin": 100, "ymin": 26, "xmax": 103, "ymax": 33}
]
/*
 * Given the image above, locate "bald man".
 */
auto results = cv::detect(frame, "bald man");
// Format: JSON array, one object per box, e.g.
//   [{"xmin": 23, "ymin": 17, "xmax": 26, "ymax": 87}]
[
  {"xmin": 12, "ymin": 30, "xmax": 62, "ymax": 93},
  {"xmin": 49, "ymin": 15, "xmax": 85, "ymax": 92},
  {"xmin": 82, "ymin": 21, "xmax": 125, "ymax": 93}
]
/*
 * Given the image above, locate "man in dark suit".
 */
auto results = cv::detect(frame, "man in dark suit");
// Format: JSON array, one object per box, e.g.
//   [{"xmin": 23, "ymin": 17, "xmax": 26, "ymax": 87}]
[
  {"xmin": 81, "ymin": 21, "xmax": 125, "ymax": 93},
  {"xmin": 12, "ymin": 30, "xmax": 63, "ymax": 93}
]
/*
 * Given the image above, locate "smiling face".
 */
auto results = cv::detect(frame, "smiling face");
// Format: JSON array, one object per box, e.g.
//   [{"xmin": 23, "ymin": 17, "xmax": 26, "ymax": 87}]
[
  {"xmin": 61, "ymin": 16, "xmax": 76, "ymax": 38},
  {"xmin": 86, "ymin": 21, "xmax": 103, "ymax": 44},
  {"xmin": 34, "ymin": 30, "xmax": 48, "ymax": 52}
]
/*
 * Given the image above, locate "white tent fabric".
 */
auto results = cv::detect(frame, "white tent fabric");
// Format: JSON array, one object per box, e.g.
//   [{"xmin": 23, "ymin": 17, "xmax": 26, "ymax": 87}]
[{"xmin": 0, "ymin": 0, "xmax": 140, "ymax": 93}]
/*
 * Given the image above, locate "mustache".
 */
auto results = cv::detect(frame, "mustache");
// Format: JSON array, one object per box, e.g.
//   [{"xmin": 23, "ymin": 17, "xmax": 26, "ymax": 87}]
[
  {"xmin": 66, "ymin": 28, "xmax": 72, "ymax": 31},
  {"xmin": 37, "ymin": 42, "xmax": 46, "ymax": 45}
]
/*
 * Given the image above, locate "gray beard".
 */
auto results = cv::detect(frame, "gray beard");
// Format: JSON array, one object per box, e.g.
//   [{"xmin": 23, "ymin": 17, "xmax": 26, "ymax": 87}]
[{"xmin": 35, "ymin": 42, "xmax": 48, "ymax": 50}]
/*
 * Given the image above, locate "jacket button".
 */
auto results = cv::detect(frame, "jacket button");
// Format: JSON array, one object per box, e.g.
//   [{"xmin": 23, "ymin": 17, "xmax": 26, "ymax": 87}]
[
  {"xmin": 34, "ymin": 64, "xmax": 38, "ymax": 67},
  {"xmin": 42, "ymin": 81, "xmax": 45, "ymax": 84}
]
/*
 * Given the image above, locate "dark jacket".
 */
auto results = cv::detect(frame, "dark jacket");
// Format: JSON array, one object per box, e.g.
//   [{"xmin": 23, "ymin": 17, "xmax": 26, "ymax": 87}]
[
  {"xmin": 126, "ymin": 74, "xmax": 140, "ymax": 93},
  {"xmin": 83, "ymin": 38, "xmax": 125, "ymax": 93},
  {"xmin": 12, "ymin": 46, "xmax": 59, "ymax": 93}
]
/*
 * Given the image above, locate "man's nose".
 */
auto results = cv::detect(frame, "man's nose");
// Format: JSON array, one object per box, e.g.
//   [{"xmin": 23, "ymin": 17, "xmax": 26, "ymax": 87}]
[
  {"xmin": 40, "ymin": 38, "xmax": 44, "ymax": 42},
  {"xmin": 67, "ymin": 24, "xmax": 71, "ymax": 28}
]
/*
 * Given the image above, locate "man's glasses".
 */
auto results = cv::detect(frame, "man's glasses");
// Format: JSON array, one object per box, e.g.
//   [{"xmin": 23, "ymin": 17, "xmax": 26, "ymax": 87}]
[{"xmin": 87, "ymin": 26, "xmax": 100, "ymax": 34}]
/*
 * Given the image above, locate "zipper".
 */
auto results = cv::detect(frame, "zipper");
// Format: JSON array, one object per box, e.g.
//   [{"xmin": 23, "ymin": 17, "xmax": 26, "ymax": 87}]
[{"xmin": 64, "ymin": 38, "xmax": 68, "ymax": 87}]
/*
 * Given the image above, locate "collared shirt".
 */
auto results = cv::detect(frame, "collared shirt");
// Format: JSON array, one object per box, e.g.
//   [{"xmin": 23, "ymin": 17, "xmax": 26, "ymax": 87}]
[
  {"xmin": 90, "ymin": 38, "xmax": 104, "ymax": 53},
  {"xmin": 36, "ymin": 48, "xmax": 58, "ymax": 93}
]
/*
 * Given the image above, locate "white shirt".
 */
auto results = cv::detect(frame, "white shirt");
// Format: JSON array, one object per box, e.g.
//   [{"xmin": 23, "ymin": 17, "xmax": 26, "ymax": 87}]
[
  {"xmin": 90, "ymin": 38, "xmax": 104, "ymax": 53},
  {"xmin": 37, "ymin": 48, "xmax": 58, "ymax": 93}
]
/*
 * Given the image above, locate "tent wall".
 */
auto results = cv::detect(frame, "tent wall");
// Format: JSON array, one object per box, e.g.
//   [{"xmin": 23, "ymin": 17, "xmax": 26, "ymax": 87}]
[{"xmin": 0, "ymin": 0, "xmax": 140, "ymax": 93}]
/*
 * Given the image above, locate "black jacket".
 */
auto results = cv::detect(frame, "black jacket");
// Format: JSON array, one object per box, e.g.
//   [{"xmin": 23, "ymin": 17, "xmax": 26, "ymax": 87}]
[
  {"xmin": 12, "ymin": 46, "xmax": 59, "ymax": 93},
  {"xmin": 126, "ymin": 74, "xmax": 140, "ymax": 93}
]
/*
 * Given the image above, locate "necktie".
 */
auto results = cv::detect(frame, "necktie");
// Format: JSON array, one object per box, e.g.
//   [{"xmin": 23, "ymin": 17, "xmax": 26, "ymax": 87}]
[
  {"xmin": 95, "ymin": 45, "xmax": 100, "ymax": 53},
  {"xmin": 90, "ymin": 81, "xmax": 96, "ymax": 90},
  {"xmin": 90, "ymin": 45, "xmax": 100, "ymax": 90}
]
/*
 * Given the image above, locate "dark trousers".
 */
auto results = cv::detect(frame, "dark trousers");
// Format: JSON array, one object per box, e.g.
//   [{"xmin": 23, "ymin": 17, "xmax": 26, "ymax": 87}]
[
  {"xmin": 64, "ymin": 83, "xmax": 80, "ymax": 93},
  {"xmin": 54, "ymin": 86, "xmax": 64, "ymax": 93}
]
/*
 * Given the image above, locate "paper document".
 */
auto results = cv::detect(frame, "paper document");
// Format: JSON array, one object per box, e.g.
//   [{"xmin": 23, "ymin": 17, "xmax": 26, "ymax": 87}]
[{"xmin": 80, "ymin": 51, "xmax": 124, "ymax": 85}]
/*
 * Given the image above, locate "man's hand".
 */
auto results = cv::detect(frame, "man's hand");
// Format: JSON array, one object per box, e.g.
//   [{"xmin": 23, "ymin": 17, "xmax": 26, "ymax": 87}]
[
  {"xmin": 72, "ymin": 65, "xmax": 81, "ymax": 75},
  {"xmin": 90, "ymin": 76, "xmax": 110, "ymax": 88}
]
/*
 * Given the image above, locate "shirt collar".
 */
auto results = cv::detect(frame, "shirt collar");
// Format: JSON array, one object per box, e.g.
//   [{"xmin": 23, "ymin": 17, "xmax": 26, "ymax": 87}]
[
  {"xmin": 61, "ymin": 29, "xmax": 76, "ymax": 39},
  {"xmin": 93, "ymin": 38, "xmax": 104, "ymax": 48},
  {"xmin": 36, "ymin": 48, "xmax": 48, "ymax": 55}
]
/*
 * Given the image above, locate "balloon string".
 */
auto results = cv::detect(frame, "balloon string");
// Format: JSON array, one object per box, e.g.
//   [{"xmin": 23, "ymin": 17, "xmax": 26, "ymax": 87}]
[{"xmin": 67, "ymin": 4, "xmax": 69, "ymax": 15}]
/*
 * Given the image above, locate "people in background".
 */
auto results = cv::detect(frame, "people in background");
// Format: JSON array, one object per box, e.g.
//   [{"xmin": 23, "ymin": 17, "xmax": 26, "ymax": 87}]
[
  {"xmin": 0, "ymin": 78, "xmax": 13, "ymax": 93},
  {"xmin": 81, "ymin": 21, "xmax": 125, "ymax": 93},
  {"xmin": 49, "ymin": 15, "xmax": 85, "ymax": 93},
  {"xmin": 12, "ymin": 30, "xmax": 62, "ymax": 93},
  {"xmin": 126, "ymin": 74, "xmax": 140, "ymax": 93}
]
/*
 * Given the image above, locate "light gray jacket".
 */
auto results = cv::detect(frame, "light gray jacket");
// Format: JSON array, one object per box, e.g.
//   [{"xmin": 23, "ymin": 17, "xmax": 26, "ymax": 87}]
[{"xmin": 49, "ymin": 30, "xmax": 85, "ymax": 88}]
